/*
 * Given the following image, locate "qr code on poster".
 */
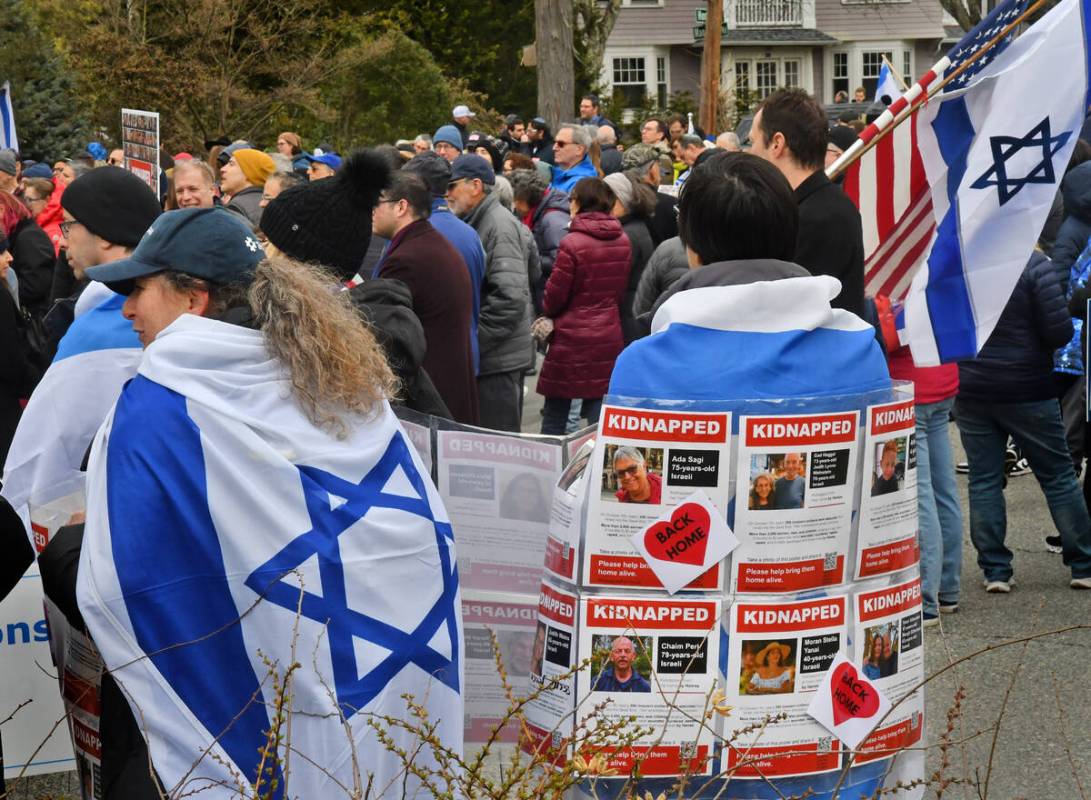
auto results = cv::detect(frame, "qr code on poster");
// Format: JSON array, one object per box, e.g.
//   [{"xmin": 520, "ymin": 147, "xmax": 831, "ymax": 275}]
[
  {"xmin": 817, "ymin": 736, "xmax": 832, "ymax": 753},
  {"xmin": 823, "ymin": 552, "xmax": 837, "ymax": 571},
  {"xmin": 680, "ymin": 742, "xmax": 695, "ymax": 760}
]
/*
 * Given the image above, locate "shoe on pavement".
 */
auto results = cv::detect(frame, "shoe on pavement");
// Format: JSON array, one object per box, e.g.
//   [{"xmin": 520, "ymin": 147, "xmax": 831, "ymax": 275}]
[
  {"xmin": 1071, "ymin": 577, "xmax": 1091, "ymax": 590},
  {"xmin": 1007, "ymin": 457, "xmax": 1031, "ymax": 477},
  {"xmin": 939, "ymin": 602, "xmax": 959, "ymax": 614},
  {"xmin": 923, "ymin": 612, "xmax": 940, "ymax": 628},
  {"xmin": 955, "ymin": 460, "xmax": 969, "ymax": 474},
  {"xmin": 1045, "ymin": 535, "xmax": 1063, "ymax": 554},
  {"xmin": 983, "ymin": 579, "xmax": 1012, "ymax": 593}
]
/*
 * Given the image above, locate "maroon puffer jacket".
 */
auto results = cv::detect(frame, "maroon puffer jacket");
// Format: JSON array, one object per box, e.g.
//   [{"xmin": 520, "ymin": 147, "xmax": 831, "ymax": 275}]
[{"xmin": 537, "ymin": 211, "xmax": 631, "ymax": 399}]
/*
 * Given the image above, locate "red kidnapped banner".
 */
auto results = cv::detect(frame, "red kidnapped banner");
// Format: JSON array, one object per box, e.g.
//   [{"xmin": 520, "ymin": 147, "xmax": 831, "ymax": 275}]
[
  {"xmin": 736, "ymin": 596, "xmax": 846, "ymax": 633},
  {"xmin": 745, "ymin": 413, "xmax": 858, "ymax": 446},
  {"xmin": 870, "ymin": 401, "xmax": 915, "ymax": 435},
  {"xmin": 601, "ymin": 408, "xmax": 728, "ymax": 444}
]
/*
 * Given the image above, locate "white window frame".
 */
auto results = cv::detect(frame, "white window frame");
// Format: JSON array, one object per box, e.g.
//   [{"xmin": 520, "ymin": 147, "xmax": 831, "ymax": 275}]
[
  {"xmin": 823, "ymin": 41, "xmax": 914, "ymax": 104},
  {"xmin": 602, "ymin": 46, "xmax": 671, "ymax": 114},
  {"xmin": 622, "ymin": 0, "xmax": 665, "ymax": 7},
  {"xmin": 727, "ymin": 49, "xmax": 813, "ymax": 104}
]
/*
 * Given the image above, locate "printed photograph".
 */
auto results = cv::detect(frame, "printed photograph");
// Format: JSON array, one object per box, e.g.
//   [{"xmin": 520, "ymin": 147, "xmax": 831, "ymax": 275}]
[
  {"xmin": 589, "ymin": 633, "xmax": 653, "ymax": 693},
  {"xmin": 601, "ymin": 444, "xmax": 664, "ymax": 505},
  {"xmin": 498, "ymin": 471, "xmax": 551, "ymax": 523},
  {"xmin": 748, "ymin": 453, "xmax": 807, "ymax": 510},
  {"xmin": 739, "ymin": 639, "xmax": 798, "ymax": 695},
  {"xmin": 871, "ymin": 437, "xmax": 907, "ymax": 497},
  {"xmin": 861, "ymin": 623, "xmax": 900, "ymax": 679}
]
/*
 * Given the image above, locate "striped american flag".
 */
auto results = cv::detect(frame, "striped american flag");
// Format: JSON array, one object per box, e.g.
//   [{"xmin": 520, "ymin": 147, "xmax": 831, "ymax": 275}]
[{"xmin": 834, "ymin": 0, "xmax": 1029, "ymax": 301}]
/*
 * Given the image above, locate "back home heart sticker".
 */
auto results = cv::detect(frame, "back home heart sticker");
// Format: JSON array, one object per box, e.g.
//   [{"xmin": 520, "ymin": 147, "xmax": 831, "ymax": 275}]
[
  {"xmin": 631, "ymin": 490, "xmax": 739, "ymax": 594},
  {"xmin": 643, "ymin": 503, "xmax": 711, "ymax": 566},
  {"xmin": 807, "ymin": 652, "xmax": 891, "ymax": 750}
]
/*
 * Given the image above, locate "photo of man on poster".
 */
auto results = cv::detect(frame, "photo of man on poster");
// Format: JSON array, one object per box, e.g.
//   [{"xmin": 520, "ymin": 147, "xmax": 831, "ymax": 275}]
[
  {"xmin": 774, "ymin": 452, "xmax": 806, "ymax": 509},
  {"xmin": 591, "ymin": 635, "xmax": 652, "ymax": 692}
]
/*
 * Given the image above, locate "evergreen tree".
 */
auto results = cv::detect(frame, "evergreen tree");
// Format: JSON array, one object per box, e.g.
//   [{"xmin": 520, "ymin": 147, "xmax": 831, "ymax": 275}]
[{"xmin": 0, "ymin": 0, "xmax": 91, "ymax": 160}]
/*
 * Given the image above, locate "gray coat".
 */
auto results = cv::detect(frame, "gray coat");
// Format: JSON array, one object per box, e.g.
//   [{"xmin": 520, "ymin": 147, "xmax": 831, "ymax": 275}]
[
  {"xmin": 633, "ymin": 236, "xmax": 690, "ymax": 324},
  {"xmin": 225, "ymin": 185, "xmax": 264, "ymax": 230},
  {"xmin": 462, "ymin": 192, "xmax": 534, "ymax": 375}
]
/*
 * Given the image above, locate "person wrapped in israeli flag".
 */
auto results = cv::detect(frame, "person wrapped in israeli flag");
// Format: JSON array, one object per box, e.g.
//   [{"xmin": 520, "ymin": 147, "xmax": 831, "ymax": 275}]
[
  {"xmin": 70, "ymin": 207, "xmax": 462, "ymax": 798},
  {"xmin": 904, "ymin": 0, "xmax": 1091, "ymax": 364}
]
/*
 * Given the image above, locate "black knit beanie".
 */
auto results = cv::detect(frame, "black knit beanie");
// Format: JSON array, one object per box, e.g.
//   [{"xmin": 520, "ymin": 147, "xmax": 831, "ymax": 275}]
[
  {"xmin": 60, "ymin": 167, "xmax": 162, "ymax": 248},
  {"xmin": 260, "ymin": 149, "xmax": 391, "ymax": 279}
]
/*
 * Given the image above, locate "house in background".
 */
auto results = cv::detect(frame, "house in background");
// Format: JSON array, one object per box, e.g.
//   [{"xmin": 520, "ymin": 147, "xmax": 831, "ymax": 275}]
[{"xmin": 602, "ymin": 0, "xmax": 959, "ymax": 117}]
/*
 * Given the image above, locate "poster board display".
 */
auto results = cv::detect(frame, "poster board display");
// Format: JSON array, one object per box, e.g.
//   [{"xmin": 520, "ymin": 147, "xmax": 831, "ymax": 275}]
[
  {"xmin": 583, "ymin": 406, "xmax": 731, "ymax": 591},
  {"xmin": 461, "ymin": 591, "xmax": 539, "ymax": 747},
  {"xmin": 521, "ymin": 582, "xmax": 579, "ymax": 765},
  {"xmin": 544, "ymin": 439, "xmax": 593, "ymax": 585},
  {"xmin": 731, "ymin": 412, "xmax": 859, "ymax": 593},
  {"xmin": 437, "ymin": 429, "xmax": 562, "ymax": 593},
  {"xmin": 575, "ymin": 595, "xmax": 720, "ymax": 776},
  {"xmin": 855, "ymin": 399, "xmax": 919, "ymax": 579},
  {"xmin": 120, "ymin": 108, "xmax": 160, "ymax": 193},
  {"xmin": 722, "ymin": 594, "xmax": 849, "ymax": 779}
]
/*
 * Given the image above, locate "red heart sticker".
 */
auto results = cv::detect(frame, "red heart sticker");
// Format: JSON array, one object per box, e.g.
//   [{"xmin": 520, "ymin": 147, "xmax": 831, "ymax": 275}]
[
  {"xmin": 830, "ymin": 661, "xmax": 880, "ymax": 726},
  {"xmin": 642, "ymin": 503, "xmax": 711, "ymax": 566}
]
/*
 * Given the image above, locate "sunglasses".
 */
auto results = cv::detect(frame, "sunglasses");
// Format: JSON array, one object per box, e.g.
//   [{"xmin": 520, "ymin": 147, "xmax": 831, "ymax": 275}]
[{"xmin": 615, "ymin": 465, "xmax": 640, "ymax": 479}]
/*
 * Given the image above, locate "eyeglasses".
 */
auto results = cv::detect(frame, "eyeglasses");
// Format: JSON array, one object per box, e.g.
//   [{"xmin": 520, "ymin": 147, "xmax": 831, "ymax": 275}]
[
  {"xmin": 615, "ymin": 465, "xmax": 640, "ymax": 479},
  {"xmin": 23, "ymin": 195, "xmax": 42, "ymax": 204},
  {"xmin": 553, "ymin": 140, "xmax": 575, "ymax": 149},
  {"xmin": 446, "ymin": 178, "xmax": 469, "ymax": 192},
  {"xmin": 59, "ymin": 220, "xmax": 82, "ymax": 237}
]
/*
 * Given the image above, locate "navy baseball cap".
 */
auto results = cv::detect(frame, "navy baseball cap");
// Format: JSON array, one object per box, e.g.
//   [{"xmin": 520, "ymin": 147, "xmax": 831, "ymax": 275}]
[
  {"xmin": 86, "ymin": 207, "xmax": 265, "ymax": 294},
  {"xmin": 450, "ymin": 154, "xmax": 495, "ymax": 186},
  {"xmin": 303, "ymin": 151, "xmax": 342, "ymax": 170}
]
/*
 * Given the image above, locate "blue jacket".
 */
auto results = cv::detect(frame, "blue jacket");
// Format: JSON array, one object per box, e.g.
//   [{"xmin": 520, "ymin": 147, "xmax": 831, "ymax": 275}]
[
  {"xmin": 1052, "ymin": 163, "xmax": 1091, "ymax": 374},
  {"xmin": 550, "ymin": 156, "xmax": 597, "ymax": 193},
  {"xmin": 1055, "ymin": 241, "xmax": 1091, "ymax": 375},
  {"xmin": 959, "ymin": 252, "xmax": 1072, "ymax": 404},
  {"xmin": 428, "ymin": 197, "xmax": 485, "ymax": 373}
]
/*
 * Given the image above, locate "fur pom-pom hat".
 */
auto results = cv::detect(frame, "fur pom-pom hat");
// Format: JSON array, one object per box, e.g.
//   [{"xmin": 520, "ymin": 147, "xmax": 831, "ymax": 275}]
[{"xmin": 260, "ymin": 149, "xmax": 391, "ymax": 279}]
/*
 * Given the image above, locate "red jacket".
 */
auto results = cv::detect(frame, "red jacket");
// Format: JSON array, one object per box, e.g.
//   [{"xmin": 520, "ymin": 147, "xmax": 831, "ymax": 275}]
[
  {"xmin": 537, "ymin": 212, "xmax": 631, "ymax": 399},
  {"xmin": 36, "ymin": 180, "xmax": 65, "ymax": 256},
  {"xmin": 886, "ymin": 345, "xmax": 958, "ymax": 405}
]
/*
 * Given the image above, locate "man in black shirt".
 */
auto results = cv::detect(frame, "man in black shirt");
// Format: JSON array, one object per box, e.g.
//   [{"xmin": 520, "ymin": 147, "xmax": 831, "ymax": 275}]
[{"xmin": 748, "ymin": 89, "xmax": 865, "ymax": 317}]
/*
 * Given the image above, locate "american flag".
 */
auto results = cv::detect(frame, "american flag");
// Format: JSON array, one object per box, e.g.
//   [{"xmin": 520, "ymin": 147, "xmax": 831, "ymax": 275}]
[{"xmin": 836, "ymin": 0, "xmax": 1029, "ymax": 301}]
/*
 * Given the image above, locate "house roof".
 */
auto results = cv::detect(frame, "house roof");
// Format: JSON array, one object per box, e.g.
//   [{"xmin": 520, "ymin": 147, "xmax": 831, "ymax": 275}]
[{"xmin": 722, "ymin": 28, "xmax": 839, "ymax": 46}]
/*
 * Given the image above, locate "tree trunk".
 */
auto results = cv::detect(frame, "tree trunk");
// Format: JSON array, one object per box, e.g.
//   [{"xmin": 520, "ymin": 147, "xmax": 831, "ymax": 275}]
[
  {"xmin": 699, "ymin": 0, "xmax": 723, "ymax": 135},
  {"xmin": 536, "ymin": 0, "xmax": 575, "ymax": 130},
  {"xmin": 937, "ymin": 0, "xmax": 980, "ymax": 31}
]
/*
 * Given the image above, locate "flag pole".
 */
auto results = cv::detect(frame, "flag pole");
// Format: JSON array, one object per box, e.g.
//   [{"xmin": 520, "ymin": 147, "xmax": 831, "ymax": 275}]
[
  {"xmin": 827, "ymin": 0, "xmax": 1049, "ymax": 181},
  {"xmin": 882, "ymin": 55, "xmax": 908, "ymax": 92}
]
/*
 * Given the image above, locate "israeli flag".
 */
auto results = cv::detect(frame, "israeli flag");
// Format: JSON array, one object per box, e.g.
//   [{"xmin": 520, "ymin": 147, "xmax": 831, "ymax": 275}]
[
  {"xmin": 609, "ymin": 276, "xmax": 891, "ymax": 409},
  {"xmin": 76, "ymin": 314, "xmax": 462, "ymax": 798},
  {"xmin": 873, "ymin": 61, "xmax": 900, "ymax": 105},
  {"xmin": 0, "ymin": 81, "xmax": 17, "ymax": 152},
  {"xmin": 904, "ymin": 0, "xmax": 1091, "ymax": 364},
  {"xmin": 2, "ymin": 283, "xmax": 140, "ymax": 527}
]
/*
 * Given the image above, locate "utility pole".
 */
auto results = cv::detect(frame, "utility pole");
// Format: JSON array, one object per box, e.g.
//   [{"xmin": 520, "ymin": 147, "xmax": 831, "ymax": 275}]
[{"xmin": 699, "ymin": 0, "xmax": 723, "ymax": 135}]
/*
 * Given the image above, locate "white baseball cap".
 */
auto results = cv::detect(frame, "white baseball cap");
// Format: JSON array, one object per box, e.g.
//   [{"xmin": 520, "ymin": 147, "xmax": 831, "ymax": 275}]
[{"xmin": 452, "ymin": 105, "xmax": 476, "ymax": 118}]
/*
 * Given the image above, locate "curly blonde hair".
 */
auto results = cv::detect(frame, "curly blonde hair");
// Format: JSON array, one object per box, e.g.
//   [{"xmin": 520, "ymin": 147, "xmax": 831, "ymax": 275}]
[
  {"xmin": 248, "ymin": 257, "xmax": 398, "ymax": 436},
  {"xmin": 169, "ymin": 257, "xmax": 398, "ymax": 437}
]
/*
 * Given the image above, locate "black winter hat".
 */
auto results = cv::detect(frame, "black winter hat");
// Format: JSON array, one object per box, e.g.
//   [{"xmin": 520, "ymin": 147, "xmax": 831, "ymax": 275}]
[
  {"xmin": 260, "ymin": 149, "xmax": 391, "ymax": 279},
  {"xmin": 403, "ymin": 151, "xmax": 452, "ymax": 196},
  {"xmin": 60, "ymin": 166, "xmax": 162, "ymax": 248}
]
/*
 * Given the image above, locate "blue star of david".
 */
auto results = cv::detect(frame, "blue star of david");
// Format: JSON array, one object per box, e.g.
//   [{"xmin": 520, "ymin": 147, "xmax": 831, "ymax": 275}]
[
  {"xmin": 970, "ymin": 117, "xmax": 1071, "ymax": 206},
  {"xmin": 244, "ymin": 431, "xmax": 459, "ymax": 717}
]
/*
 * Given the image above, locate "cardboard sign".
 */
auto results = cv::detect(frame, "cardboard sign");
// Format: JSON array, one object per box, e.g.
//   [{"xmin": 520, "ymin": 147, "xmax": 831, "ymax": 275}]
[
  {"xmin": 807, "ymin": 652, "xmax": 892, "ymax": 750},
  {"xmin": 630, "ymin": 491, "xmax": 738, "ymax": 594}
]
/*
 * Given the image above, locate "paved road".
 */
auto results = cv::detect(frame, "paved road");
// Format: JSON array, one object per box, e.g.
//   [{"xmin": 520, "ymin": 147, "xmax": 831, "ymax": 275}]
[{"xmin": 9, "ymin": 401, "xmax": 1089, "ymax": 799}]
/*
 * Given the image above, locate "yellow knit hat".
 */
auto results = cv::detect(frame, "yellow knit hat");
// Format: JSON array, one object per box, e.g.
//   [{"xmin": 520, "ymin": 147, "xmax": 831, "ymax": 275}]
[{"xmin": 233, "ymin": 149, "xmax": 275, "ymax": 187}]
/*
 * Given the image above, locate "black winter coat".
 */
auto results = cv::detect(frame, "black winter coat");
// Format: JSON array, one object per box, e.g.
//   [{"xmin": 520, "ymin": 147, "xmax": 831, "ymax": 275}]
[
  {"xmin": 794, "ymin": 171, "xmax": 865, "ymax": 317},
  {"xmin": 619, "ymin": 214, "xmax": 655, "ymax": 344},
  {"xmin": 1049, "ymin": 161, "xmax": 1091, "ymax": 281},
  {"xmin": 10, "ymin": 217, "xmax": 55, "ymax": 315},
  {"xmin": 348, "ymin": 279, "xmax": 451, "ymax": 419},
  {"xmin": 0, "ymin": 283, "xmax": 40, "ymax": 464},
  {"xmin": 958, "ymin": 252, "xmax": 1072, "ymax": 404},
  {"xmin": 648, "ymin": 190, "xmax": 679, "ymax": 246}
]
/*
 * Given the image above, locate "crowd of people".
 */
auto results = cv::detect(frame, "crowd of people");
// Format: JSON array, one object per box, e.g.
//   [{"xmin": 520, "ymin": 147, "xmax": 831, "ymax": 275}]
[{"xmin": 0, "ymin": 84, "xmax": 1088, "ymax": 795}]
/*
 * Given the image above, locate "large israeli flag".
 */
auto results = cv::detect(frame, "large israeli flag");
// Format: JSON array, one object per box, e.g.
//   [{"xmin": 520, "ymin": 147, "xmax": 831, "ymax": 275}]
[
  {"xmin": 76, "ymin": 314, "xmax": 462, "ymax": 798},
  {"xmin": 904, "ymin": 0, "xmax": 1091, "ymax": 364},
  {"xmin": 2, "ymin": 283, "xmax": 140, "ymax": 528}
]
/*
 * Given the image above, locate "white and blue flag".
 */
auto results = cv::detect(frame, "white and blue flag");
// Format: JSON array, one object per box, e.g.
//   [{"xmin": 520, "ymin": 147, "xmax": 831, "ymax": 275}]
[
  {"xmin": 903, "ymin": 0, "xmax": 1091, "ymax": 364},
  {"xmin": 873, "ymin": 61, "xmax": 900, "ymax": 104},
  {"xmin": 2, "ymin": 284, "xmax": 141, "ymax": 528},
  {"xmin": 76, "ymin": 314, "xmax": 462, "ymax": 798},
  {"xmin": 0, "ymin": 81, "xmax": 17, "ymax": 152}
]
